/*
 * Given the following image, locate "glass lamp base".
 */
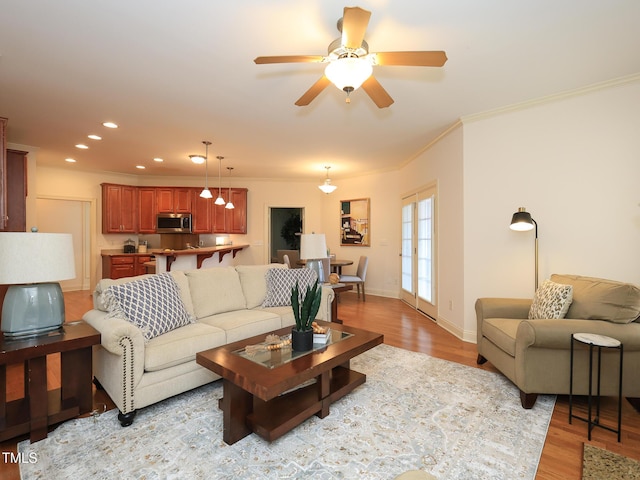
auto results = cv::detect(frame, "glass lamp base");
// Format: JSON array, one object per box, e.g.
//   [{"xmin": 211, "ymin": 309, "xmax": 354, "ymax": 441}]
[{"xmin": 1, "ymin": 283, "xmax": 65, "ymax": 339}]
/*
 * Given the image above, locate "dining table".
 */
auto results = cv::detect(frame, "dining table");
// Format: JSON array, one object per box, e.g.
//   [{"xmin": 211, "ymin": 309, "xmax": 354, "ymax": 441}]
[{"xmin": 297, "ymin": 258, "xmax": 353, "ymax": 275}]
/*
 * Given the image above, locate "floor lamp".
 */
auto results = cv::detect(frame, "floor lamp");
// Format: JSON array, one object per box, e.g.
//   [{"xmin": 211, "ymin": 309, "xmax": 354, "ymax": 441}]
[{"xmin": 509, "ymin": 207, "xmax": 538, "ymax": 291}]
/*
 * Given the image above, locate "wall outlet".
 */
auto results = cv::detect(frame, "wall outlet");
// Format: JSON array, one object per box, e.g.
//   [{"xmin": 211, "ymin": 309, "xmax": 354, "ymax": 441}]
[
  {"xmin": 448, "ymin": 300, "xmax": 453, "ymax": 310},
  {"xmin": 199, "ymin": 240, "xmax": 204, "ymax": 246}
]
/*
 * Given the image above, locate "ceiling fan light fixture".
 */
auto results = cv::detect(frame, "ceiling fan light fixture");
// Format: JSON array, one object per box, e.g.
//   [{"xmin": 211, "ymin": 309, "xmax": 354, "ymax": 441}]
[
  {"xmin": 324, "ymin": 56, "xmax": 372, "ymax": 92},
  {"xmin": 318, "ymin": 166, "xmax": 338, "ymax": 194}
]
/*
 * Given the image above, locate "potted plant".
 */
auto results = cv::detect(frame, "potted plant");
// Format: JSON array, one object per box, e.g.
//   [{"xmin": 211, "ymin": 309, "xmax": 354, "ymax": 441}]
[{"xmin": 290, "ymin": 280, "xmax": 322, "ymax": 351}]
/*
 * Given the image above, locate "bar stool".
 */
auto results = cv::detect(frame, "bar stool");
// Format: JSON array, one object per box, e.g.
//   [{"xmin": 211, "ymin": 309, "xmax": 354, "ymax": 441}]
[{"xmin": 569, "ymin": 332, "xmax": 623, "ymax": 441}]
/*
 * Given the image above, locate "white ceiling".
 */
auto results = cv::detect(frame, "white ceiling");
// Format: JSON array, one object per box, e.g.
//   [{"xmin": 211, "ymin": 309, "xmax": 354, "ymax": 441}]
[{"xmin": 1, "ymin": 1, "xmax": 639, "ymax": 182}]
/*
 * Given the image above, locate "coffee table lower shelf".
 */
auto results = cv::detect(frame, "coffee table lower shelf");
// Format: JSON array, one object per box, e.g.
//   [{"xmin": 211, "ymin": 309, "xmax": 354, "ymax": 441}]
[
  {"xmin": 249, "ymin": 366, "xmax": 364, "ymax": 442},
  {"xmin": 220, "ymin": 365, "xmax": 365, "ymax": 444}
]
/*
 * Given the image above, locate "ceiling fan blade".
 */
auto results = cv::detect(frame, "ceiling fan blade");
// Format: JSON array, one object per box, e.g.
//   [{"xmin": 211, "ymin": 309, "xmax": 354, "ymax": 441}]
[
  {"xmin": 373, "ymin": 51, "xmax": 448, "ymax": 67},
  {"xmin": 295, "ymin": 76, "xmax": 331, "ymax": 106},
  {"xmin": 341, "ymin": 7, "xmax": 371, "ymax": 50},
  {"xmin": 254, "ymin": 55, "xmax": 324, "ymax": 64},
  {"xmin": 361, "ymin": 76, "xmax": 394, "ymax": 108}
]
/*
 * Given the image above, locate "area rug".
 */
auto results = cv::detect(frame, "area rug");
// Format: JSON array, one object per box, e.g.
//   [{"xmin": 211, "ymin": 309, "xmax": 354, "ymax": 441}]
[
  {"xmin": 19, "ymin": 344, "xmax": 555, "ymax": 479},
  {"xmin": 582, "ymin": 443, "xmax": 640, "ymax": 479}
]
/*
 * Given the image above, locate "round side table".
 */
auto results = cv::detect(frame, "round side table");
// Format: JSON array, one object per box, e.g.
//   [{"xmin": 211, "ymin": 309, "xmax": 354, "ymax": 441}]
[{"xmin": 569, "ymin": 332, "xmax": 623, "ymax": 442}]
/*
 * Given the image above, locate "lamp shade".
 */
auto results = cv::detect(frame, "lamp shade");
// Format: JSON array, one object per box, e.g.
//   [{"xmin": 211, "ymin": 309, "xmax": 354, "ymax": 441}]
[
  {"xmin": 325, "ymin": 56, "xmax": 373, "ymax": 91},
  {"xmin": 300, "ymin": 233, "xmax": 327, "ymax": 260},
  {"xmin": 509, "ymin": 208, "xmax": 535, "ymax": 232},
  {"xmin": 0, "ymin": 232, "xmax": 75, "ymax": 284}
]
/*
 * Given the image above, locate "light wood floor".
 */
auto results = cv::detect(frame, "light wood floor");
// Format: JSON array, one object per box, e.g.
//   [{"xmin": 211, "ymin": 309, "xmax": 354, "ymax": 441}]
[{"xmin": 2, "ymin": 290, "xmax": 639, "ymax": 479}]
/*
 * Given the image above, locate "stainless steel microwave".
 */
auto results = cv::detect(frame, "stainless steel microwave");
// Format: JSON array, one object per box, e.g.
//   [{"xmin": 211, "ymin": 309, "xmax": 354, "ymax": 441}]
[{"xmin": 156, "ymin": 213, "xmax": 192, "ymax": 233}]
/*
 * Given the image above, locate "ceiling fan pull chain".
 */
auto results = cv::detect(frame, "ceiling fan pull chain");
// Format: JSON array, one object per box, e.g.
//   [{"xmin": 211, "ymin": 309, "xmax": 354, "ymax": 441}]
[{"xmin": 344, "ymin": 86, "xmax": 354, "ymax": 104}]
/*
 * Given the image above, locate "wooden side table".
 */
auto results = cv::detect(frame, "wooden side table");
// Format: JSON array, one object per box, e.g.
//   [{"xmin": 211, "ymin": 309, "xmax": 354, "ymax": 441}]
[
  {"xmin": 0, "ymin": 320, "xmax": 100, "ymax": 443},
  {"xmin": 330, "ymin": 283, "xmax": 353, "ymax": 324}
]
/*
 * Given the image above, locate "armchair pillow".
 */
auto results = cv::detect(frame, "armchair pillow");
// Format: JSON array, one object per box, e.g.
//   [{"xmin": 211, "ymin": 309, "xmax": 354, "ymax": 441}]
[{"xmin": 528, "ymin": 279, "xmax": 573, "ymax": 319}]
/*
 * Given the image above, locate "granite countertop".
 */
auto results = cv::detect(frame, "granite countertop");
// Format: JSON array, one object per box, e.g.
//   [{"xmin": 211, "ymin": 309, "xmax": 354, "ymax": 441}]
[
  {"xmin": 150, "ymin": 244, "xmax": 248, "ymax": 256},
  {"xmin": 100, "ymin": 249, "xmax": 155, "ymax": 256}
]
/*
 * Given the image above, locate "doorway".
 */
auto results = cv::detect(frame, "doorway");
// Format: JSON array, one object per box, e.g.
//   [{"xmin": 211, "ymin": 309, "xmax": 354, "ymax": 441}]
[
  {"xmin": 401, "ymin": 184, "xmax": 437, "ymax": 320},
  {"xmin": 268, "ymin": 207, "xmax": 304, "ymax": 263},
  {"xmin": 36, "ymin": 197, "xmax": 93, "ymax": 291}
]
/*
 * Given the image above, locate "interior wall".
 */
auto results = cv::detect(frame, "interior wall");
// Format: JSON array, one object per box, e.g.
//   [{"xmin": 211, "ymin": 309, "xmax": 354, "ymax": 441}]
[
  {"xmin": 36, "ymin": 198, "xmax": 89, "ymax": 291},
  {"xmin": 397, "ymin": 125, "xmax": 466, "ymax": 338},
  {"xmin": 463, "ymin": 78, "xmax": 640, "ymax": 339}
]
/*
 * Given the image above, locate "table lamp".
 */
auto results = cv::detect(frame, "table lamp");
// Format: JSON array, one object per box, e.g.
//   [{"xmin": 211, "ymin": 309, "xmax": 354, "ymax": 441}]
[
  {"xmin": 0, "ymin": 231, "xmax": 75, "ymax": 338},
  {"xmin": 300, "ymin": 233, "xmax": 328, "ymax": 283}
]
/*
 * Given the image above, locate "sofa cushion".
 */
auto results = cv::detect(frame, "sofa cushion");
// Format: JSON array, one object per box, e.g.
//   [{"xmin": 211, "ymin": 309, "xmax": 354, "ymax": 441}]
[
  {"xmin": 528, "ymin": 279, "xmax": 573, "ymax": 319},
  {"xmin": 236, "ymin": 263, "xmax": 287, "ymax": 309},
  {"xmin": 262, "ymin": 268, "xmax": 318, "ymax": 307},
  {"xmin": 104, "ymin": 273, "xmax": 194, "ymax": 342},
  {"xmin": 257, "ymin": 305, "xmax": 296, "ymax": 328},
  {"xmin": 551, "ymin": 274, "xmax": 640, "ymax": 324},
  {"xmin": 185, "ymin": 267, "xmax": 247, "ymax": 318},
  {"xmin": 198, "ymin": 309, "xmax": 282, "ymax": 343},
  {"xmin": 144, "ymin": 322, "xmax": 226, "ymax": 372}
]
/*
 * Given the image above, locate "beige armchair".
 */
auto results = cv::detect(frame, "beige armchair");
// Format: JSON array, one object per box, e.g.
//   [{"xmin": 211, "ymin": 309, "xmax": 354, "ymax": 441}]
[{"xmin": 476, "ymin": 274, "xmax": 640, "ymax": 408}]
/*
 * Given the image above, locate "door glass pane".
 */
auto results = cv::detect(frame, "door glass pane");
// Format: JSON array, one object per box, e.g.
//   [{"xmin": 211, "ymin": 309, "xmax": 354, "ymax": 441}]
[
  {"xmin": 417, "ymin": 196, "xmax": 433, "ymax": 303},
  {"xmin": 401, "ymin": 203, "xmax": 413, "ymax": 292}
]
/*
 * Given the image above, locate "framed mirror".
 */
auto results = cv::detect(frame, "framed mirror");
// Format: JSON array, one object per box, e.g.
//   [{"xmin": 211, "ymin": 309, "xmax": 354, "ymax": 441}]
[{"xmin": 340, "ymin": 198, "xmax": 370, "ymax": 247}]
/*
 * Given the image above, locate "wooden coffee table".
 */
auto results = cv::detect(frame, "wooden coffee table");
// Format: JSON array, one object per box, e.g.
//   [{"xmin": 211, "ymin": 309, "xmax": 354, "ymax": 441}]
[{"xmin": 196, "ymin": 321, "xmax": 383, "ymax": 445}]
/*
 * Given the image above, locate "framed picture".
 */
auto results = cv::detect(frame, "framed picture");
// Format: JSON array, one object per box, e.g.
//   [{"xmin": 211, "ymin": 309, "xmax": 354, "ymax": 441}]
[{"xmin": 340, "ymin": 198, "xmax": 370, "ymax": 247}]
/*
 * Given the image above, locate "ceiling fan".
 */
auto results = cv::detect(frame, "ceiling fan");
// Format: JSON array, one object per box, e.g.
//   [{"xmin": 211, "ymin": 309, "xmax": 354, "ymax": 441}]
[{"xmin": 254, "ymin": 6, "xmax": 447, "ymax": 108}]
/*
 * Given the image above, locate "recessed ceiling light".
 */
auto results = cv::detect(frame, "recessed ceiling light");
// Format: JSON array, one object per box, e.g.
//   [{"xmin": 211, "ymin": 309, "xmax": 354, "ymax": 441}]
[
  {"xmin": 75, "ymin": 144, "xmax": 89, "ymax": 149},
  {"xmin": 102, "ymin": 122, "xmax": 118, "ymax": 129},
  {"xmin": 153, "ymin": 157, "xmax": 163, "ymax": 162},
  {"xmin": 65, "ymin": 158, "xmax": 76, "ymax": 163},
  {"xmin": 136, "ymin": 165, "xmax": 146, "ymax": 169},
  {"xmin": 87, "ymin": 134, "xmax": 102, "ymax": 140}
]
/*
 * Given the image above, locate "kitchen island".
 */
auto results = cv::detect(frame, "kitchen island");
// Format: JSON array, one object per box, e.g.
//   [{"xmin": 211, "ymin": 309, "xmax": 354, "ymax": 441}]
[{"xmin": 152, "ymin": 244, "xmax": 249, "ymax": 273}]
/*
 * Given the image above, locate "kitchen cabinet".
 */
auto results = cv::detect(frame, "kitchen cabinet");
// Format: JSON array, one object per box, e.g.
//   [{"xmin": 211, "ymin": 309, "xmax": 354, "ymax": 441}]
[
  {"xmin": 102, "ymin": 254, "xmax": 152, "ymax": 279},
  {"xmin": 138, "ymin": 187, "xmax": 156, "ymax": 233},
  {"xmin": 212, "ymin": 188, "xmax": 247, "ymax": 234},
  {"xmin": 135, "ymin": 255, "xmax": 152, "ymax": 276},
  {"xmin": 0, "ymin": 117, "xmax": 7, "ymax": 229},
  {"xmin": 102, "ymin": 255, "xmax": 134, "ymax": 279},
  {"xmin": 191, "ymin": 188, "xmax": 212, "ymax": 233},
  {"xmin": 157, "ymin": 187, "xmax": 191, "ymax": 214},
  {"xmin": 0, "ymin": 149, "xmax": 27, "ymax": 232},
  {"xmin": 228, "ymin": 188, "xmax": 247, "ymax": 234},
  {"xmin": 102, "ymin": 184, "xmax": 136, "ymax": 233}
]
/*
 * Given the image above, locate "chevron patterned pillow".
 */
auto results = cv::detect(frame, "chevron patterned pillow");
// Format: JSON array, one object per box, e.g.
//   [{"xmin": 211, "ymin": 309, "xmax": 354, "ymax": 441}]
[
  {"xmin": 104, "ymin": 273, "xmax": 194, "ymax": 342},
  {"xmin": 262, "ymin": 268, "xmax": 318, "ymax": 307}
]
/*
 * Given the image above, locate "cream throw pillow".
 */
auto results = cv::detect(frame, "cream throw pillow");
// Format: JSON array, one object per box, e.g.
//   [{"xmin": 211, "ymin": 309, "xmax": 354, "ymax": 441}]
[{"xmin": 528, "ymin": 279, "xmax": 573, "ymax": 319}]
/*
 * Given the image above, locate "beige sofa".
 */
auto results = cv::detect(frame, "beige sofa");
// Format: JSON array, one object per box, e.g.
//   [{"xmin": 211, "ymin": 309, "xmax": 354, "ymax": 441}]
[
  {"xmin": 476, "ymin": 274, "xmax": 640, "ymax": 408},
  {"xmin": 83, "ymin": 264, "xmax": 335, "ymax": 426}
]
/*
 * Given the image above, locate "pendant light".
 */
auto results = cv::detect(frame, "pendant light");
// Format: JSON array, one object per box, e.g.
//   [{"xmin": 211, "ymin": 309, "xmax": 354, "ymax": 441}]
[
  {"xmin": 318, "ymin": 166, "xmax": 337, "ymax": 194},
  {"xmin": 199, "ymin": 141, "xmax": 213, "ymax": 199},
  {"xmin": 214, "ymin": 156, "xmax": 226, "ymax": 205},
  {"xmin": 225, "ymin": 167, "xmax": 235, "ymax": 209}
]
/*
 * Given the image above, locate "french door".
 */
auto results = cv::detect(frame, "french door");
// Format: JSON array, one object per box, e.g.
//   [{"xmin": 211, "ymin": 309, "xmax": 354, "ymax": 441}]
[{"xmin": 401, "ymin": 185, "xmax": 437, "ymax": 320}]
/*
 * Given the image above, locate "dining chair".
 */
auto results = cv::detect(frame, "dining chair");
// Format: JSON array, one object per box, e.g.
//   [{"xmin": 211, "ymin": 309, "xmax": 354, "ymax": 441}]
[
  {"xmin": 282, "ymin": 254, "xmax": 291, "ymax": 268},
  {"xmin": 340, "ymin": 255, "xmax": 368, "ymax": 301}
]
